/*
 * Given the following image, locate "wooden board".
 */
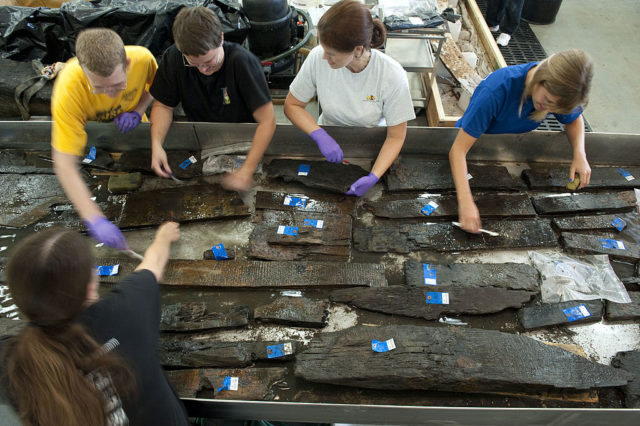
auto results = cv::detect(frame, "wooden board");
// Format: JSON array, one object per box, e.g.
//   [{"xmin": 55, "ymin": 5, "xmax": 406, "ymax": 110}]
[
  {"xmin": 330, "ymin": 286, "xmax": 535, "ymax": 320},
  {"xmin": 531, "ymin": 192, "xmax": 636, "ymax": 215},
  {"xmin": 552, "ymin": 214, "xmax": 620, "ymax": 231},
  {"xmin": 522, "ymin": 166, "xmax": 640, "ymax": 190},
  {"xmin": 605, "ymin": 292, "xmax": 640, "ymax": 321},
  {"xmin": 295, "ymin": 325, "xmax": 631, "ymax": 393},
  {"xmin": 0, "ymin": 174, "xmax": 66, "ymax": 227},
  {"xmin": 117, "ymin": 150, "xmax": 202, "ymax": 179},
  {"xmin": 266, "ymin": 159, "xmax": 370, "ymax": 194},
  {"xmin": 354, "ymin": 219, "xmax": 557, "ymax": 253},
  {"xmin": 0, "ymin": 150, "xmax": 54, "ymax": 174},
  {"xmin": 404, "ymin": 260, "xmax": 540, "ymax": 291},
  {"xmin": 160, "ymin": 303, "xmax": 249, "ymax": 332},
  {"xmin": 364, "ymin": 193, "xmax": 536, "ymax": 219},
  {"xmin": 462, "ymin": 0, "xmax": 507, "ymax": 71},
  {"xmin": 518, "ymin": 300, "xmax": 604, "ymax": 329},
  {"xmin": 254, "ymin": 297, "xmax": 329, "ymax": 328},
  {"xmin": 97, "ymin": 259, "xmax": 387, "ymax": 288},
  {"xmin": 255, "ymin": 191, "xmax": 357, "ymax": 216},
  {"xmin": 385, "ymin": 158, "xmax": 525, "ymax": 192},
  {"xmin": 611, "ymin": 350, "xmax": 640, "ymax": 408},
  {"xmin": 166, "ymin": 367, "xmax": 286, "ymax": 400},
  {"xmin": 561, "ymin": 232, "xmax": 640, "ymax": 262}
]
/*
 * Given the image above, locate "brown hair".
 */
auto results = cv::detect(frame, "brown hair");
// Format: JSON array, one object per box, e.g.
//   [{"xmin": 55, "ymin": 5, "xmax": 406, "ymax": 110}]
[
  {"xmin": 521, "ymin": 49, "xmax": 594, "ymax": 121},
  {"xmin": 173, "ymin": 6, "xmax": 223, "ymax": 56},
  {"xmin": 75, "ymin": 28, "xmax": 127, "ymax": 77},
  {"xmin": 317, "ymin": 0, "xmax": 386, "ymax": 52},
  {"xmin": 3, "ymin": 229, "xmax": 134, "ymax": 426}
]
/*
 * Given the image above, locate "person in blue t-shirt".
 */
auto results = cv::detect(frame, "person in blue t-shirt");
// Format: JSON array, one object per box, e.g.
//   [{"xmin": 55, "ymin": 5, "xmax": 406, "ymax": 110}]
[{"xmin": 449, "ymin": 49, "xmax": 594, "ymax": 233}]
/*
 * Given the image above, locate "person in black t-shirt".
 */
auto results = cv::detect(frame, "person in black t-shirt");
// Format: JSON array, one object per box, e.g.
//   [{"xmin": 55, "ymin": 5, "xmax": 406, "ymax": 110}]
[
  {"xmin": 1, "ymin": 223, "xmax": 188, "ymax": 426},
  {"xmin": 150, "ymin": 6, "xmax": 276, "ymax": 191}
]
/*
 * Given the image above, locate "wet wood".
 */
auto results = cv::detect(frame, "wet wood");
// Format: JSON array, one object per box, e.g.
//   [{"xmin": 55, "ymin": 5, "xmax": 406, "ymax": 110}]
[
  {"xmin": 611, "ymin": 350, "xmax": 640, "ymax": 408},
  {"xmin": 518, "ymin": 300, "xmax": 604, "ymax": 329},
  {"xmin": 354, "ymin": 219, "xmax": 557, "ymax": 253},
  {"xmin": 266, "ymin": 159, "xmax": 370, "ymax": 194},
  {"xmin": 0, "ymin": 174, "xmax": 67, "ymax": 227},
  {"xmin": 166, "ymin": 367, "xmax": 286, "ymax": 399},
  {"xmin": 160, "ymin": 339, "xmax": 296, "ymax": 368},
  {"xmin": 97, "ymin": 259, "xmax": 386, "ymax": 288},
  {"xmin": 553, "ymin": 214, "xmax": 620, "ymax": 231},
  {"xmin": 160, "ymin": 303, "xmax": 249, "ymax": 332},
  {"xmin": 0, "ymin": 150, "xmax": 53, "ymax": 174},
  {"xmin": 295, "ymin": 325, "xmax": 632, "ymax": 393},
  {"xmin": 561, "ymin": 232, "xmax": 640, "ymax": 262},
  {"xmin": 523, "ymin": 166, "xmax": 640, "ymax": 190},
  {"xmin": 0, "ymin": 318, "xmax": 25, "ymax": 336},
  {"xmin": 385, "ymin": 158, "xmax": 525, "ymax": 192},
  {"xmin": 330, "ymin": 286, "xmax": 535, "ymax": 320},
  {"xmin": 107, "ymin": 172, "xmax": 142, "ymax": 193},
  {"xmin": 254, "ymin": 297, "xmax": 329, "ymax": 328},
  {"xmin": 531, "ymin": 192, "xmax": 636, "ymax": 215},
  {"xmin": 0, "ymin": 58, "xmax": 53, "ymax": 118},
  {"xmin": 404, "ymin": 260, "xmax": 540, "ymax": 292},
  {"xmin": 255, "ymin": 191, "xmax": 357, "ymax": 216},
  {"xmin": 117, "ymin": 150, "xmax": 202, "ymax": 179},
  {"xmin": 605, "ymin": 292, "xmax": 640, "ymax": 321},
  {"xmin": 364, "ymin": 193, "xmax": 536, "ymax": 219}
]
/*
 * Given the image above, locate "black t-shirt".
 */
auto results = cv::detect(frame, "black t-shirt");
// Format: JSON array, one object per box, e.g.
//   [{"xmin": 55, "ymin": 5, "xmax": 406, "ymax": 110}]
[
  {"xmin": 151, "ymin": 42, "xmax": 271, "ymax": 123},
  {"xmin": 80, "ymin": 270, "xmax": 189, "ymax": 426}
]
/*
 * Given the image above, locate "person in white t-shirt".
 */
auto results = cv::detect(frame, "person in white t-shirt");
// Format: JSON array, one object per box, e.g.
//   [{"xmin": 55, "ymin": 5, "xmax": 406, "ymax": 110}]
[{"xmin": 284, "ymin": 0, "xmax": 415, "ymax": 197}]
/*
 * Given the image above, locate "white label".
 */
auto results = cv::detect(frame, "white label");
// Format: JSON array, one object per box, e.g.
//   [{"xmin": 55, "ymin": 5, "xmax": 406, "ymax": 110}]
[
  {"xmin": 617, "ymin": 240, "xmax": 626, "ymax": 250},
  {"xmin": 424, "ymin": 277, "xmax": 437, "ymax": 285},
  {"xmin": 408, "ymin": 16, "xmax": 422, "ymax": 25},
  {"xmin": 441, "ymin": 292, "xmax": 450, "ymax": 305},
  {"xmin": 466, "ymin": 173, "xmax": 473, "ymax": 180},
  {"xmin": 229, "ymin": 377, "xmax": 239, "ymax": 391},
  {"xmin": 386, "ymin": 338, "xmax": 396, "ymax": 350},
  {"xmin": 277, "ymin": 225, "xmax": 285, "ymax": 234},
  {"xmin": 283, "ymin": 342, "xmax": 293, "ymax": 355},
  {"xmin": 578, "ymin": 305, "xmax": 590, "ymax": 317},
  {"xmin": 188, "ymin": 155, "xmax": 197, "ymax": 164},
  {"xmin": 428, "ymin": 201, "xmax": 439, "ymax": 209},
  {"xmin": 316, "ymin": 220, "xmax": 324, "ymax": 229},
  {"xmin": 625, "ymin": 174, "xmax": 635, "ymax": 181}
]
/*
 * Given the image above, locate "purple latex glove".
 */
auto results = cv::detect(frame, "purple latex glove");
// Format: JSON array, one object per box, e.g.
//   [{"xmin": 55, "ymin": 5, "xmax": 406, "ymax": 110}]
[
  {"xmin": 345, "ymin": 172, "xmax": 379, "ymax": 197},
  {"xmin": 114, "ymin": 111, "xmax": 141, "ymax": 134},
  {"xmin": 309, "ymin": 128, "xmax": 343, "ymax": 163},
  {"xmin": 84, "ymin": 216, "xmax": 128, "ymax": 250}
]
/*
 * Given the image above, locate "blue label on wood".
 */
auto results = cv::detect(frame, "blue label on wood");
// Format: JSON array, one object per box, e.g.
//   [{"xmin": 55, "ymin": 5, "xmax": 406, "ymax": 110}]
[
  {"xmin": 423, "ymin": 263, "xmax": 437, "ymax": 285},
  {"xmin": 371, "ymin": 338, "xmax": 396, "ymax": 352},
  {"xmin": 562, "ymin": 304, "xmax": 591, "ymax": 322},
  {"xmin": 600, "ymin": 238, "xmax": 626, "ymax": 250},
  {"xmin": 426, "ymin": 291, "xmax": 449, "ymax": 304},
  {"xmin": 283, "ymin": 196, "xmax": 308, "ymax": 207},
  {"xmin": 612, "ymin": 217, "xmax": 627, "ymax": 231},
  {"xmin": 421, "ymin": 201, "xmax": 439, "ymax": 216},
  {"xmin": 211, "ymin": 244, "xmax": 229, "ymax": 260},
  {"xmin": 82, "ymin": 146, "xmax": 96, "ymax": 164},
  {"xmin": 266, "ymin": 343, "xmax": 293, "ymax": 358},
  {"xmin": 96, "ymin": 264, "xmax": 119, "ymax": 276},
  {"xmin": 298, "ymin": 164, "xmax": 311, "ymax": 176}
]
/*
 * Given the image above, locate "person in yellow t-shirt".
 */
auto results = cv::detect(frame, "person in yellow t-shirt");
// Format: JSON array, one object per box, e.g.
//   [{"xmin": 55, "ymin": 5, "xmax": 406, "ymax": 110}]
[{"xmin": 51, "ymin": 28, "xmax": 157, "ymax": 250}]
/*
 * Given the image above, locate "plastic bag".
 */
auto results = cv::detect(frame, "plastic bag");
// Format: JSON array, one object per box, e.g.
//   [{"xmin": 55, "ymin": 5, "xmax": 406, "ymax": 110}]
[
  {"xmin": 379, "ymin": 0, "xmax": 444, "ymax": 30},
  {"xmin": 529, "ymin": 251, "xmax": 631, "ymax": 304}
]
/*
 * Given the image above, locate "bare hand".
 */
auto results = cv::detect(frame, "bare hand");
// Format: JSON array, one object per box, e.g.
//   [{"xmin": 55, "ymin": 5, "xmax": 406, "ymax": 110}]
[
  {"xmin": 151, "ymin": 145, "xmax": 172, "ymax": 178},
  {"xmin": 458, "ymin": 200, "xmax": 482, "ymax": 234},
  {"xmin": 570, "ymin": 153, "xmax": 591, "ymax": 189},
  {"xmin": 222, "ymin": 169, "xmax": 254, "ymax": 192},
  {"xmin": 156, "ymin": 221, "xmax": 180, "ymax": 243}
]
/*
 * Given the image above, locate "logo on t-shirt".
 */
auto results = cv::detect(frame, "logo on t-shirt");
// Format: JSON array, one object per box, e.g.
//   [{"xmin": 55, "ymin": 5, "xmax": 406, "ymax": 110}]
[
  {"xmin": 222, "ymin": 87, "xmax": 231, "ymax": 105},
  {"xmin": 366, "ymin": 95, "xmax": 376, "ymax": 101}
]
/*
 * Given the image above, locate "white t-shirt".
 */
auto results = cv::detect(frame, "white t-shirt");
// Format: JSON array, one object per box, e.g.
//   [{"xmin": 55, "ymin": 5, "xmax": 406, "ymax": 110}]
[{"xmin": 289, "ymin": 45, "xmax": 416, "ymax": 127}]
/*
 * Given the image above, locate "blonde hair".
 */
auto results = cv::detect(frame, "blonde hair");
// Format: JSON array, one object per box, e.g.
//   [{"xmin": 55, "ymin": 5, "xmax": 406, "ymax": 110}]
[
  {"xmin": 520, "ymin": 49, "xmax": 593, "ymax": 122},
  {"xmin": 75, "ymin": 29, "xmax": 126, "ymax": 77}
]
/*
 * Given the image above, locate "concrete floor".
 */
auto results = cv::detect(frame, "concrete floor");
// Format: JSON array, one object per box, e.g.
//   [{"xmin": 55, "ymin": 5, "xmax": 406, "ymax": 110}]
[{"xmin": 529, "ymin": 0, "xmax": 640, "ymax": 134}]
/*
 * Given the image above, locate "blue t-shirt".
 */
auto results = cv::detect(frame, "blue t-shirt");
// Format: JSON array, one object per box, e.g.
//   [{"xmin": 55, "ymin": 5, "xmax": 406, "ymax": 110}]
[{"xmin": 456, "ymin": 62, "xmax": 583, "ymax": 138}]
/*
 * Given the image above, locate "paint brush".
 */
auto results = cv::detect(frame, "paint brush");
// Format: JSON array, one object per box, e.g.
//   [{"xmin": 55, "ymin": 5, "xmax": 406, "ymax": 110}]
[
  {"xmin": 124, "ymin": 249, "xmax": 144, "ymax": 261},
  {"xmin": 169, "ymin": 173, "xmax": 183, "ymax": 183},
  {"xmin": 451, "ymin": 221, "xmax": 500, "ymax": 237}
]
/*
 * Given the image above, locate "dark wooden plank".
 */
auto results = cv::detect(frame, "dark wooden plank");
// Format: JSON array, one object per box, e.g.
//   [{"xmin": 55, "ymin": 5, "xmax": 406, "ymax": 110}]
[
  {"xmin": 404, "ymin": 260, "xmax": 540, "ymax": 291},
  {"xmin": 266, "ymin": 159, "xmax": 369, "ymax": 194},
  {"xmin": 166, "ymin": 367, "xmax": 287, "ymax": 400},
  {"xmin": 605, "ymin": 292, "xmax": 640, "ymax": 321},
  {"xmin": 330, "ymin": 286, "xmax": 535, "ymax": 320},
  {"xmin": 354, "ymin": 219, "xmax": 557, "ymax": 253},
  {"xmin": 523, "ymin": 166, "xmax": 640, "ymax": 190},
  {"xmin": 531, "ymin": 192, "xmax": 636, "ymax": 215},
  {"xmin": 203, "ymin": 247, "xmax": 236, "ymax": 260},
  {"xmin": 364, "ymin": 193, "xmax": 536, "ymax": 219},
  {"xmin": 553, "ymin": 214, "xmax": 621, "ymax": 231},
  {"xmin": 117, "ymin": 150, "xmax": 202, "ymax": 179},
  {"xmin": 518, "ymin": 300, "xmax": 604, "ymax": 329},
  {"xmin": 97, "ymin": 259, "xmax": 387, "ymax": 288},
  {"xmin": 111, "ymin": 184, "xmax": 249, "ymax": 228},
  {"xmin": 0, "ymin": 174, "xmax": 67, "ymax": 227},
  {"xmin": 160, "ymin": 303, "xmax": 249, "ymax": 332},
  {"xmin": 295, "ymin": 325, "xmax": 632, "ymax": 393},
  {"xmin": 255, "ymin": 191, "xmax": 357, "ymax": 216},
  {"xmin": 249, "ymin": 237, "xmax": 350, "ymax": 261},
  {"xmin": 561, "ymin": 232, "xmax": 640, "ymax": 262},
  {"xmin": 611, "ymin": 350, "xmax": 640, "ymax": 408},
  {"xmin": 385, "ymin": 158, "xmax": 526, "ymax": 192},
  {"xmin": 254, "ymin": 297, "xmax": 329, "ymax": 328},
  {"xmin": 0, "ymin": 150, "xmax": 54, "ymax": 174}
]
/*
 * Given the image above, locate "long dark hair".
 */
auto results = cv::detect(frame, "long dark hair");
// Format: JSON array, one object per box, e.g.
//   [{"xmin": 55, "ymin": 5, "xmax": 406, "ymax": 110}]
[
  {"xmin": 3, "ymin": 229, "xmax": 134, "ymax": 426},
  {"xmin": 317, "ymin": 0, "xmax": 386, "ymax": 52}
]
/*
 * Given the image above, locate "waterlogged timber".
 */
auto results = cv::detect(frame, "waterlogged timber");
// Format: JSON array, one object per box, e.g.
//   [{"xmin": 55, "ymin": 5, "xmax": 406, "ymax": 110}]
[
  {"xmin": 160, "ymin": 302, "xmax": 249, "ymax": 332},
  {"xmin": 254, "ymin": 297, "xmax": 329, "ymax": 328},
  {"xmin": 531, "ymin": 192, "xmax": 636, "ymax": 215},
  {"xmin": 266, "ymin": 159, "xmax": 370, "ymax": 194},
  {"xmin": 518, "ymin": 300, "xmax": 604, "ymax": 329},
  {"xmin": 523, "ymin": 166, "xmax": 640, "ymax": 190}
]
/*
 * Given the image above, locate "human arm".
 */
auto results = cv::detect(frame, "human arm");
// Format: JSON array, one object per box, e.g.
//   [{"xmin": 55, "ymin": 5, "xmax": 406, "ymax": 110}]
[
  {"xmin": 449, "ymin": 128, "xmax": 481, "ymax": 233},
  {"xmin": 565, "ymin": 115, "xmax": 590, "ymax": 189},
  {"xmin": 149, "ymin": 100, "xmax": 175, "ymax": 178},
  {"xmin": 222, "ymin": 101, "xmax": 276, "ymax": 191},
  {"xmin": 134, "ymin": 221, "xmax": 180, "ymax": 282}
]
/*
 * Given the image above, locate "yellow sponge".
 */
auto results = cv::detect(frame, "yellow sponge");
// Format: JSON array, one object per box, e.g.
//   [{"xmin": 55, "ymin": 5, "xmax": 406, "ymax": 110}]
[{"xmin": 566, "ymin": 175, "xmax": 580, "ymax": 191}]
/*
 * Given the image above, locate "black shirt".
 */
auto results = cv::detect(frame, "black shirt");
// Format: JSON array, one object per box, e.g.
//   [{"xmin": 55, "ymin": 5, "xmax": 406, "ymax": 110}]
[
  {"xmin": 151, "ymin": 42, "xmax": 271, "ymax": 122},
  {"xmin": 81, "ymin": 270, "xmax": 189, "ymax": 426}
]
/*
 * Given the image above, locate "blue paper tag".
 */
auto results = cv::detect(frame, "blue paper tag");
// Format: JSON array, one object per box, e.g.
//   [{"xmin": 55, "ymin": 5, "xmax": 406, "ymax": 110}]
[
  {"xmin": 600, "ymin": 238, "xmax": 626, "ymax": 250},
  {"xmin": 303, "ymin": 219, "xmax": 324, "ymax": 229},
  {"xmin": 283, "ymin": 196, "xmax": 308, "ymax": 207},
  {"xmin": 562, "ymin": 304, "xmax": 591, "ymax": 322},
  {"xmin": 96, "ymin": 264, "xmax": 119, "ymax": 276},
  {"xmin": 211, "ymin": 244, "xmax": 229, "ymax": 260},
  {"xmin": 179, "ymin": 155, "xmax": 197, "ymax": 170},
  {"xmin": 421, "ymin": 201, "xmax": 439, "ymax": 216},
  {"xmin": 617, "ymin": 168, "xmax": 635, "ymax": 181},
  {"xmin": 423, "ymin": 263, "xmax": 437, "ymax": 285},
  {"xmin": 371, "ymin": 338, "xmax": 396, "ymax": 352},
  {"xmin": 298, "ymin": 164, "xmax": 311, "ymax": 176},
  {"xmin": 216, "ymin": 376, "xmax": 239, "ymax": 391},
  {"xmin": 266, "ymin": 342, "xmax": 293, "ymax": 358},
  {"xmin": 277, "ymin": 225, "xmax": 298, "ymax": 236},
  {"xmin": 82, "ymin": 146, "xmax": 96, "ymax": 164},
  {"xmin": 612, "ymin": 217, "xmax": 627, "ymax": 231},
  {"xmin": 426, "ymin": 291, "xmax": 449, "ymax": 304}
]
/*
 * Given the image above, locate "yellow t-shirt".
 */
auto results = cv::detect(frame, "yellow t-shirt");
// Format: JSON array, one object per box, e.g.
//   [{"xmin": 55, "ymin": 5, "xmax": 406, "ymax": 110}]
[{"xmin": 51, "ymin": 45, "xmax": 157, "ymax": 156}]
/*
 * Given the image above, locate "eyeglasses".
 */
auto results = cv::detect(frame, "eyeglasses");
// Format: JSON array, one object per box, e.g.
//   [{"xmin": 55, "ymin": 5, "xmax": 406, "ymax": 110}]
[
  {"xmin": 182, "ymin": 47, "xmax": 223, "ymax": 71},
  {"xmin": 87, "ymin": 80, "xmax": 127, "ymax": 95}
]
